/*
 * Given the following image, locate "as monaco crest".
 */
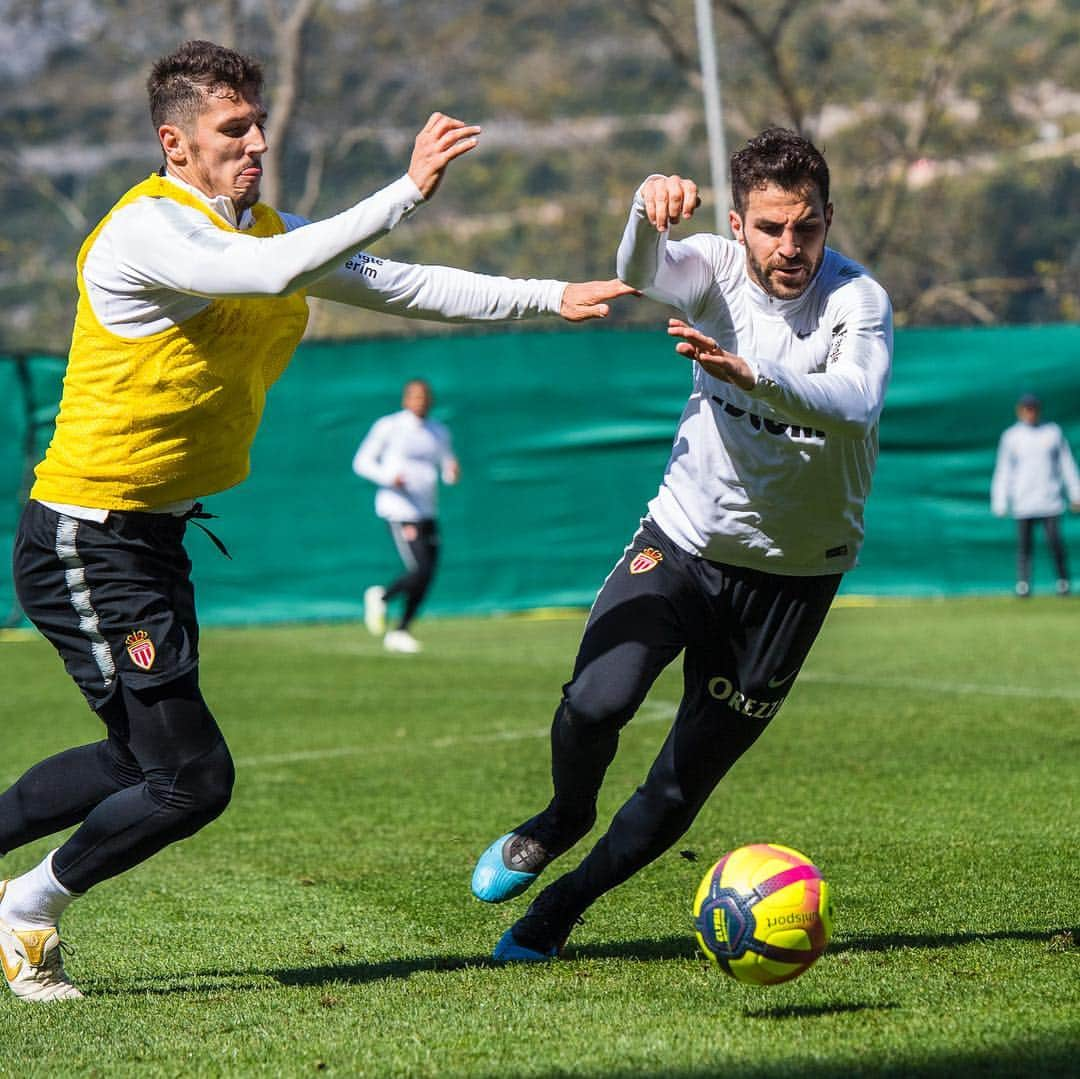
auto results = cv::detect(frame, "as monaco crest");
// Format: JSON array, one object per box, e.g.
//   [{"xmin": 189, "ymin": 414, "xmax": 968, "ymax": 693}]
[
  {"xmin": 125, "ymin": 629, "xmax": 156, "ymax": 671},
  {"xmin": 629, "ymin": 547, "xmax": 664, "ymax": 575}
]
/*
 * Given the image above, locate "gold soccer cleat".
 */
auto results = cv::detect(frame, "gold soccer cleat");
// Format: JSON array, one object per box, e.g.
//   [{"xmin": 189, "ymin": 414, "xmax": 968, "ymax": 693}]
[{"xmin": 0, "ymin": 884, "xmax": 83, "ymax": 1002}]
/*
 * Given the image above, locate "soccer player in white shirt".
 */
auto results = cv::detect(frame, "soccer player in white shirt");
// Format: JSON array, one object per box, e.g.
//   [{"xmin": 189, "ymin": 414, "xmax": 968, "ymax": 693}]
[
  {"xmin": 991, "ymin": 394, "xmax": 1080, "ymax": 596},
  {"xmin": 354, "ymin": 379, "xmax": 459, "ymax": 652},
  {"xmin": 1, "ymin": 39, "xmax": 635, "ymax": 1000},
  {"xmin": 472, "ymin": 128, "xmax": 894, "ymax": 961}
]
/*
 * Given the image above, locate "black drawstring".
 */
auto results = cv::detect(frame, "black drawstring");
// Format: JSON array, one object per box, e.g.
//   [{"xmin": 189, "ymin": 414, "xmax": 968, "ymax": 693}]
[{"xmin": 182, "ymin": 503, "xmax": 232, "ymax": 560}]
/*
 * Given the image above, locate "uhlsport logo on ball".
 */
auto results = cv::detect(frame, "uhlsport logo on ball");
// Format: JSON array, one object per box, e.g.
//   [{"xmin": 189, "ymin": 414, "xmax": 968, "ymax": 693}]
[{"xmin": 692, "ymin": 843, "xmax": 832, "ymax": 985}]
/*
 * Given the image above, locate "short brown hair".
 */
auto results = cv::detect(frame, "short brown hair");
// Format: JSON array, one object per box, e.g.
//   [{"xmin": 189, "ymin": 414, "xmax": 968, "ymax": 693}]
[
  {"xmin": 147, "ymin": 40, "xmax": 263, "ymax": 130},
  {"xmin": 730, "ymin": 128, "xmax": 830, "ymax": 215}
]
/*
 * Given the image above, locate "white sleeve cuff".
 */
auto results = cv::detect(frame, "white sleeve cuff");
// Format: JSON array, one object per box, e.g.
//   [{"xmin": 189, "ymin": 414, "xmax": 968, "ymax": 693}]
[
  {"xmin": 742, "ymin": 355, "xmax": 771, "ymax": 395},
  {"xmin": 545, "ymin": 281, "xmax": 568, "ymax": 315},
  {"xmin": 634, "ymin": 174, "xmax": 668, "ymax": 203}
]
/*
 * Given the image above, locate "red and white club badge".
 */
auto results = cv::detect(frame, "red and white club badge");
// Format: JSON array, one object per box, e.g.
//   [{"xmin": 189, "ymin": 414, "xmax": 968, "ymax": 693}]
[
  {"xmin": 629, "ymin": 547, "xmax": 664, "ymax": 575},
  {"xmin": 125, "ymin": 629, "xmax": 156, "ymax": 671}
]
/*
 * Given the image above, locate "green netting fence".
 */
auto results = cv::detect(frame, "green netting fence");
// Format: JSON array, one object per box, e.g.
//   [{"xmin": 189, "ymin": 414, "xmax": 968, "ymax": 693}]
[{"xmin": 3, "ymin": 323, "xmax": 1079, "ymax": 627}]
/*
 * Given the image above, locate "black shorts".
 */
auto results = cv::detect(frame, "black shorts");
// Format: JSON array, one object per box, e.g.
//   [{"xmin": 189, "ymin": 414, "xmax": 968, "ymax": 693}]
[
  {"xmin": 13, "ymin": 500, "xmax": 200, "ymax": 711},
  {"xmin": 566, "ymin": 518, "xmax": 841, "ymax": 734}
]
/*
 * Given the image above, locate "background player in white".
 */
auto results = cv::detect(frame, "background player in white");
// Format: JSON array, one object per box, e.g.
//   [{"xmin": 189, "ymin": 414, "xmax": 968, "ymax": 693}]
[
  {"xmin": 472, "ymin": 128, "xmax": 893, "ymax": 961},
  {"xmin": 354, "ymin": 378, "xmax": 459, "ymax": 653},
  {"xmin": 1, "ymin": 40, "xmax": 634, "ymax": 1001},
  {"xmin": 991, "ymin": 393, "xmax": 1080, "ymax": 597}
]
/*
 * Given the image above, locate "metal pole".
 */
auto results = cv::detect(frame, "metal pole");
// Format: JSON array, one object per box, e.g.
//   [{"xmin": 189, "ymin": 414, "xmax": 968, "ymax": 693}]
[{"xmin": 694, "ymin": 0, "xmax": 730, "ymax": 235}]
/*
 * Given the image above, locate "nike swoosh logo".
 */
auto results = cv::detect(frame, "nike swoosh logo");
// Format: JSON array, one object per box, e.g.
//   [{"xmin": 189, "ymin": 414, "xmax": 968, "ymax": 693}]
[
  {"xmin": 767, "ymin": 669, "xmax": 799, "ymax": 688},
  {"xmin": 0, "ymin": 948, "xmax": 22, "ymax": 982},
  {"xmin": 795, "ymin": 330, "xmax": 812, "ymax": 339}
]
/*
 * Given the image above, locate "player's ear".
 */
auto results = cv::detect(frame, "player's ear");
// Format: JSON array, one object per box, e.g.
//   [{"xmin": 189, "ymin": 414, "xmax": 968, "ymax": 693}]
[
  {"xmin": 159, "ymin": 124, "xmax": 187, "ymax": 165},
  {"xmin": 729, "ymin": 209, "xmax": 744, "ymax": 245}
]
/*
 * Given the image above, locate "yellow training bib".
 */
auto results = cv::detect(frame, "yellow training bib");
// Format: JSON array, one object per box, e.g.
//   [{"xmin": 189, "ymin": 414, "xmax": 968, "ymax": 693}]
[{"xmin": 31, "ymin": 174, "xmax": 310, "ymax": 509}]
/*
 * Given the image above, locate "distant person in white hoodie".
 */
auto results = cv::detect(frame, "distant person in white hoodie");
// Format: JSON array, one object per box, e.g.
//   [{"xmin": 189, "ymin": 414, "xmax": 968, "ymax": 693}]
[
  {"xmin": 991, "ymin": 393, "xmax": 1080, "ymax": 597},
  {"xmin": 353, "ymin": 379, "xmax": 458, "ymax": 652}
]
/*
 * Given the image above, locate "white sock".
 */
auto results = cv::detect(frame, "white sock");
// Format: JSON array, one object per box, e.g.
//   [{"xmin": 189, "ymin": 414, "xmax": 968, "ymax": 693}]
[{"xmin": 1, "ymin": 850, "xmax": 79, "ymax": 930}]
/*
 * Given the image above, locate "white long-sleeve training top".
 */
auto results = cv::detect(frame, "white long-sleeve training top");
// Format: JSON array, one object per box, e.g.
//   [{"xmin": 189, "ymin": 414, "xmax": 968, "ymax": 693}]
[
  {"xmin": 352, "ymin": 409, "xmax": 456, "ymax": 522},
  {"xmin": 47, "ymin": 170, "xmax": 566, "ymax": 522},
  {"xmin": 991, "ymin": 421, "xmax": 1080, "ymax": 519},
  {"xmin": 617, "ymin": 184, "xmax": 893, "ymax": 574},
  {"xmin": 82, "ymin": 171, "xmax": 567, "ymax": 337}
]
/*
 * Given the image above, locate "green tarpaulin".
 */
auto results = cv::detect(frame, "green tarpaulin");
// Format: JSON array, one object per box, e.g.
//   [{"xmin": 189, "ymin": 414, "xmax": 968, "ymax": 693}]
[{"xmin": 3, "ymin": 323, "xmax": 1078, "ymax": 627}]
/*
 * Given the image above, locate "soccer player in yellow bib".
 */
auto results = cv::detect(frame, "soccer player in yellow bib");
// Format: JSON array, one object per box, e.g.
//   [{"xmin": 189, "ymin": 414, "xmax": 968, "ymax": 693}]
[{"xmin": 0, "ymin": 39, "xmax": 635, "ymax": 1001}]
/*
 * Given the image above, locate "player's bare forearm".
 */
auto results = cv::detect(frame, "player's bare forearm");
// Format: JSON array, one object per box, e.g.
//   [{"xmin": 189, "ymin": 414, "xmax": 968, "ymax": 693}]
[
  {"xmin": 667, "ymin": 319, "xmax": 755, "ymax": 390},
  {"xmin": 407, "ymin": 113, "xmax": 482, "ymax": 200},
  {"xmin": 559, "ymin": 279, "xmax": 640, "ymax": 322}
]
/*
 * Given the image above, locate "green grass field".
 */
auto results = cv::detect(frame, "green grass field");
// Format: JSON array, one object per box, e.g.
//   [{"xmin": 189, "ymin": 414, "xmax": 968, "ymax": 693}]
[{"xmin": 1, "ymin": 598, "xmax": 1077, "ymax": 1077}]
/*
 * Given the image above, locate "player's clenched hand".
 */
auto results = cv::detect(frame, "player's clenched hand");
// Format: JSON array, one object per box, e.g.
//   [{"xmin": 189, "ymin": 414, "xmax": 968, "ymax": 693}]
[
  {"xmin": 560, "ymin": 279, "xmax": 641, "ymax": 321},
  {"xmin": 641, "ymin": 175, "xmax": 701, "ymax": 232},
  {"xmin": 667, "ymin": 319, "xmax": 756, "ymax": 390},
  {"xmin": 407, "ymin": 113, "xmax": 482, "ymax": 200}
]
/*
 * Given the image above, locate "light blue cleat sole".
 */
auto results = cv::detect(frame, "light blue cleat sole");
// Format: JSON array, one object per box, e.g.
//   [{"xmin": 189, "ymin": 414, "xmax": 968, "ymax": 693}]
[
  {"xmin": 493, "ymin": 928, "xmax": 557, "ymax": 962},
  {"xmin": 471, "ymin": 833, "xmax": 539, "ymax": 903}
]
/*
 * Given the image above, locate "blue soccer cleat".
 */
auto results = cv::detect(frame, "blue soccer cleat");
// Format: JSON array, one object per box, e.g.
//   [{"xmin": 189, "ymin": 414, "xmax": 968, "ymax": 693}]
[
  {"xmin": 471, "ymin": 832, "xmax": 551, "ymax": 903},
  {"xmin": 493, "ymin": 928, "xmax": 558, "ymax": 962}
]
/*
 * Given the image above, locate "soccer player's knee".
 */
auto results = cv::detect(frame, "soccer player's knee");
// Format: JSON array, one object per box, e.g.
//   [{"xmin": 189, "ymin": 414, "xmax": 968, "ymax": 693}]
[
  {"xmin": 186, "ymin": 739, "xmax": 235, "ymax": 820},
  {"xmin": 562, "ymin": 686, "xmax": 633, "ymax": 732},
  {"xmin": 635, "ymin": 780, "xmax": 694, "ymax": 832},
  {"xmin": 154, "ymin": 739, "xmax": 235, "ymax": 822},
  {"xmin": 644, "ymin": 769, "xmax": 713, "ymax": 827}
]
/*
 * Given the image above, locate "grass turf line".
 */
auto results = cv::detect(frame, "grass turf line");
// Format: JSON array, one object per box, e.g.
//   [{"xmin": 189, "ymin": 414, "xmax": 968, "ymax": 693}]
[{"xmin": 0, "ymin": 598, "xmax": 1076, "ymax": 1077}]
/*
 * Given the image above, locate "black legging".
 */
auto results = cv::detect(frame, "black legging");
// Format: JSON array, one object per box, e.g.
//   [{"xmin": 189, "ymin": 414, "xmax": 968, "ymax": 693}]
[
  {"xmin": 518, "ymin": 527, "xmax": 838, "ymax": 917},
  {"xmin": 1017, "ymin": 515, "xmax": 1069, "ymax": 584},
  {"xmin": 383, "ymin": 519, "xmax": 439, "ymax": 630},
  {"xmin": 0, "ymin": 671, "xmax": 234, "ymax": 894}
]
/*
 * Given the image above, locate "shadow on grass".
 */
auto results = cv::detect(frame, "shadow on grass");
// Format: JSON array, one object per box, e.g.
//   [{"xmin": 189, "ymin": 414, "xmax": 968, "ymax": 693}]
[
  {"xmin": 548, "ymin": 926, "xmax": 1075, "ymax": 963},
  {"xmin": 87, "ymin": 954, "xmax": 495, "ymax": 997},
  {"xmin": 274, "ymin": 952, "xmax": 495, "ymax": 986},
  {"xmin": 90, "ymin": 925, "xmax": 1075, "ymax": 998},
  {"xmin": 276, "ymin": 924, "xmax": 1079, "ymax": 990},
  {"xmin": 588, "ymin": 1041, "xmax": 1080, "ymax": 1079},
  {"xmin": 275, "ymin": 923, "xmax": 1074, "ymax": 985},
  {"xmin": 740, "ymin": 1001, "xmax": 899, "ymax": 1019},
  {"xmin": 830, "ymin": 926, "xmax": 1076, "ymax": 954},
  {"xmin": 479, "ymin": 1044, "xmax": 1080, "ymax": 1079}
]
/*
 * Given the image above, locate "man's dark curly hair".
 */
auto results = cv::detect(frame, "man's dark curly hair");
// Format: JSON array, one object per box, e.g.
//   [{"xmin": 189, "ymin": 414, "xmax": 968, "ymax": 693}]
[
  {"xmin": 730, "ymin": 128, "xmax": 830, "ymax": 215},
  {"xmin": 147, "ymin": 40, "xmax": 264, "ymax": 130}
]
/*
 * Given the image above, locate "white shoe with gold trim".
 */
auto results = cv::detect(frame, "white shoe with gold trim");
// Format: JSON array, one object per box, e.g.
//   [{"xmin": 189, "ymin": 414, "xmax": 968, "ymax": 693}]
[{"xmin": 0, "ymin": 882, "xmax": 83, "ymax": 1002}]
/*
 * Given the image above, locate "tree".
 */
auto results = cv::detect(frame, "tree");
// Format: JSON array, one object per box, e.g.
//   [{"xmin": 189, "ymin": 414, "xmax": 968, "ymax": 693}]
[
  {"xmin": 631, "ymin": 0, "xmax": 1080, "ymax": 323},
  {"xmin": 2, "ymin": 0, "xmax": 1078, "ymax": 349}
]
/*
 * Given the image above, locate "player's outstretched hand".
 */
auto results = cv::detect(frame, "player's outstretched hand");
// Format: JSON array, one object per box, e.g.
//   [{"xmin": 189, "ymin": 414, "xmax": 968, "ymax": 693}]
[
  {"xmin": 408, "ymin": 113, "xmax": 482, "ymax": 200},
  {"xmin": 641, "ymin": 175, "xmax": 701, "ymax": 232},
  {"xmin": 667, "ymin": 318, "xmax": 756, "ymax": 390},
  {"xmin": 560, "ymin": 279, "xmax": 641, "ymax": 321}
]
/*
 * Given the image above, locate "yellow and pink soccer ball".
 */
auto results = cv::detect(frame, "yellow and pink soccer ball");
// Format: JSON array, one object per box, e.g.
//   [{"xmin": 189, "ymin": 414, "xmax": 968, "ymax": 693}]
[{"xmin": 692, "ymin": 842, "xmax": 833, "ymax": 985}]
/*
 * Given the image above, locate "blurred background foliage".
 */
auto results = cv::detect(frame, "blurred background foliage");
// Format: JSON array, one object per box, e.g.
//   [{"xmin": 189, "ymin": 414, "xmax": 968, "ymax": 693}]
[{"xmin": 2, "ymin": 0, "xmax": 1078, "ymax": 350}]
